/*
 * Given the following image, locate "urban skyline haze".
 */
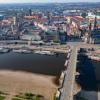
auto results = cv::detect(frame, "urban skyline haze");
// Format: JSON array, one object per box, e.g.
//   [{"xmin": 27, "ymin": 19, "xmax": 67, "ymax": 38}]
[{"xmin": 0, "ymin": 0, "xmax": 100, "ymax": 3}]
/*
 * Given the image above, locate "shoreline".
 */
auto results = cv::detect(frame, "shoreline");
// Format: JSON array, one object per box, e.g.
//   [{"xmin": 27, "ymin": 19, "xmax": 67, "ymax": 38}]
[{"xmin": 0, "ymin": 70, "xmax": 58, "ymax": 100}]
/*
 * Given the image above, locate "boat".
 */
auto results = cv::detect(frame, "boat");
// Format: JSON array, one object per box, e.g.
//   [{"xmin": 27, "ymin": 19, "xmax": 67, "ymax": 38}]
[
  {"xmin": 13, "ymin": 49, "xmax": 32, "ymax": 54},
  {"xmin": 0, "ymin": 47, "xmax": 10, "ymax": 53},
  {"xmin": 34, "ymin": 50, "xmax": 54, "ymax": 55}
]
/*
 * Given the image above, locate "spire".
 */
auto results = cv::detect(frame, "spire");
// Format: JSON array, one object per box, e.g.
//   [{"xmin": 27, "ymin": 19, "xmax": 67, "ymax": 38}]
[
  {"xmin": 94, "ymin": 16, "xmax": 97, "ymax": 29},
  {"xmin": 29, "ymin": 9, "xmax": 32, "ymax": 16},
  {"xmin": 89, "ymin": 22, "xmax": 92, "ymax": 31}
]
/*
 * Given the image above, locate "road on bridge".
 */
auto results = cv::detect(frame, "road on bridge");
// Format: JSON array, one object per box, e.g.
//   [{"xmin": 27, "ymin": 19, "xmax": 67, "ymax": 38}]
[{"xmin": 60, "ymin": 46, "xmax": 77, "ymax": 100}]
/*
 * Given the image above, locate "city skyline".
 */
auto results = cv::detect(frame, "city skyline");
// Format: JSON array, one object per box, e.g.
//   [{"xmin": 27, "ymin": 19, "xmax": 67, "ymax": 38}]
[{"xmin": 0, "ymin": 0, "xmax": 100, "ymax": 3}]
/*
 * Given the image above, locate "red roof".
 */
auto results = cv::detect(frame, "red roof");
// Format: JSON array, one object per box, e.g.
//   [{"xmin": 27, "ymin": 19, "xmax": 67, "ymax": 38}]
[{"xmin": 72, "ymin": 16, "xmax": 87, "ymax": 22}]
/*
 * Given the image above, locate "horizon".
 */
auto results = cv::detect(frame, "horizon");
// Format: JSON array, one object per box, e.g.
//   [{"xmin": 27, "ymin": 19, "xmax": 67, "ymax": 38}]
[
  {"xmin": 0, "ymin": 2, "xmax": 100, "ymax": 4},
  {"xmin": 0, "ymin": 0, "xmax": 100, "ymax": 4}
]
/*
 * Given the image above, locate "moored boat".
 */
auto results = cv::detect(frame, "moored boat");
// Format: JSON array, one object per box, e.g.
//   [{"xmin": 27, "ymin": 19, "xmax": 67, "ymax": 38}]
[
  {"xmin": 13, "ymin": 49, "xmax": 32, "ymax": 54},
  {"xmin": 34, "ymin": 50, "xmax": 54, "ymax": 55},
  {"xmin": 0, "ymin": 47, "xmax": 10, "ymax": 53}
]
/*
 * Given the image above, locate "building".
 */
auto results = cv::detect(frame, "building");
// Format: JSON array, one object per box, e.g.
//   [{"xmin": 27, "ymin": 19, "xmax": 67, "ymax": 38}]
[
  {"xmin": 29, "ymin": 9, "xmax": 32, "ymax": 16},
  {"xmin": 59, "ymin": 30, "xmax": 67, "ymax": 44},
  {"xmin": 90, "ymin": 28, "xmax": 100, "ymax": 44}
]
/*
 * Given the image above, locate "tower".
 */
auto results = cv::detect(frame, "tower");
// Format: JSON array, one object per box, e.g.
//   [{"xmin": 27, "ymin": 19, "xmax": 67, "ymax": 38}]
[
  {"xmin": 13, "ymin": 17, "xmax": 16, "ymax": 25},
  {"xmin": 29, "ymin": 9, "xmax": 32, "ymax": 16},
  {"xmin": 47, "ymin": 12, "xmax": 52, "ymax": 25},
  {"xmin": 94, "ymin": 17, "xmax": 97, "ymax": 29},
  {"xmin": 88, "ymin": 23, "xmax": 92, "ymax": 43}
]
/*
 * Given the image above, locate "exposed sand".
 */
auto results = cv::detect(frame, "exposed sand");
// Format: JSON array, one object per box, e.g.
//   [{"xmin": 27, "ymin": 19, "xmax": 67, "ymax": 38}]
[{"xmin": 0, "ymin": 70, "xmax": 58, "ymax": 100}]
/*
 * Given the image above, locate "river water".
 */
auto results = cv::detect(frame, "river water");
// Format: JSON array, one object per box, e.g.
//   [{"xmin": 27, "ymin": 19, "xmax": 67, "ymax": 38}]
[{"xmin": 0, "ymin": 52, "xmax": 66, "ymax": 76}]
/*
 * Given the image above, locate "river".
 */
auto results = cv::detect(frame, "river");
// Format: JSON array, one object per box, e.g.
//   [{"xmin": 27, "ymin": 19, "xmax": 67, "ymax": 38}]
[{"xmin": 0, "ymin": 52, "xmax": 66, "ymax": 76}]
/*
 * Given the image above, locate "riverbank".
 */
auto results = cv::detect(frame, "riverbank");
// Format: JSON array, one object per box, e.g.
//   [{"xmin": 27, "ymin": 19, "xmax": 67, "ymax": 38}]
[
  {"xmin": 0, "ymin": 70, "xmax": 57, "ymax": 100},
  {"xmin": 0, "ymin": 50, "xmax": 66, "ymax": 100}
]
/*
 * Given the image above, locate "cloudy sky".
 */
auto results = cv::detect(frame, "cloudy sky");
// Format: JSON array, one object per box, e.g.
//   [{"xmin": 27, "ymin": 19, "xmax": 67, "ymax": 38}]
[{"xmin": 0, "ymin": 0, "xmax": 99, "ymax": 3}]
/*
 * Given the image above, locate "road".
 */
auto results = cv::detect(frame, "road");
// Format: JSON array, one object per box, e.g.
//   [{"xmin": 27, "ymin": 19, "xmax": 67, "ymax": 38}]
[{"xmin": 60, "ymin": 46, "xmax": 77, "ymax": 100}]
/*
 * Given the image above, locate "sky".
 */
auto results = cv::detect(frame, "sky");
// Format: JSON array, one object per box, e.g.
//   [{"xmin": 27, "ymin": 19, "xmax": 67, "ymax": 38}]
[{"xmin": 0, "ymin": 0, "xmax": 100, "ymax": 3}]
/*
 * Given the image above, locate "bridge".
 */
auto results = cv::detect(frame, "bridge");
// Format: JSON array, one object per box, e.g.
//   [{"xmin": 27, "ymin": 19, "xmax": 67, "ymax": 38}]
[
  {"xmin": 59, "ymin": 46, "xmax": 77, "ymax": 100},
  {"xmin": 57, "ymin": 42, "xmax": 100, "ymax": 100}
]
